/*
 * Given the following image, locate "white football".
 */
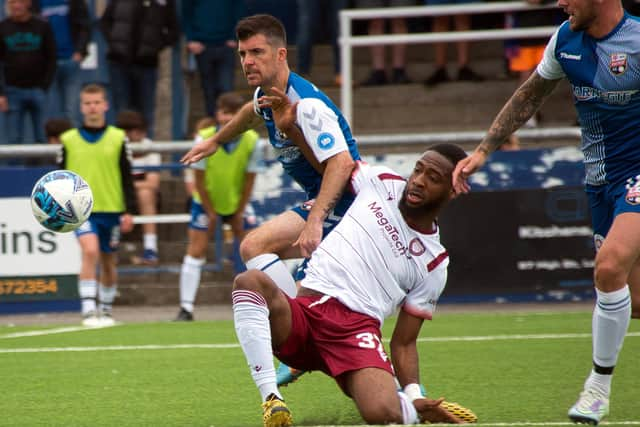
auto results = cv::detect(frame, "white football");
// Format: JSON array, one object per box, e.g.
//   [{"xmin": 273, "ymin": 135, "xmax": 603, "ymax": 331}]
[{"xmin": 30, "ymin": 170, "xmax": 94, "ymax": 233}]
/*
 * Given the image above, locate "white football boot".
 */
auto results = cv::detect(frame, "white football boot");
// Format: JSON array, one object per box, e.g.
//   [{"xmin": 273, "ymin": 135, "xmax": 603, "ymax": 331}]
[
  {"xmin": 568, "ymin": 388, "xmax": 610, "ymax": 425},
  {"xmin": 82, "ymin": 310, "xmax": 101, "ymax": 327}
]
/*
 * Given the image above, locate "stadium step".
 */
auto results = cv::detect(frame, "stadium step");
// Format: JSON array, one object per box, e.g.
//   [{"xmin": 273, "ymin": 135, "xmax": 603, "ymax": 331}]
[{"xmin": 117, "ymin": 267, "xmax": 234, "ymax": 306}]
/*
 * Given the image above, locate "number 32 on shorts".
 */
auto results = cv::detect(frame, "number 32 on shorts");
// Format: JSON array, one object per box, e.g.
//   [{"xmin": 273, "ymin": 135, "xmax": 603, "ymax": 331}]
[{"xmin": 355, "ymin": 332, "xmax": 388, "ymax": 362}]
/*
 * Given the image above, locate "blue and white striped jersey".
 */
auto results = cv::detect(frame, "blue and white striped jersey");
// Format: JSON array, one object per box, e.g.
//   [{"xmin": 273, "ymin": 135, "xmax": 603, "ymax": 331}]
[
  {"xmin": 253, "ymin": 72, "xmax": 360, "ymax": 202},
  {"xmin": 537, "ymin": 13, "xmax": 640, "ymax": 186}
]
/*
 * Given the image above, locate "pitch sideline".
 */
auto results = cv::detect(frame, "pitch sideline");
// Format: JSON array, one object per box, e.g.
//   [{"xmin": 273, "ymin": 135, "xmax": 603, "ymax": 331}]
[
  {"xmin": 0, "ymin": 323, "xmax": 120, "ymax": 339},
  {"xmin": 1, "ymin": 331, "xmax": 640, "ymax": 352}
]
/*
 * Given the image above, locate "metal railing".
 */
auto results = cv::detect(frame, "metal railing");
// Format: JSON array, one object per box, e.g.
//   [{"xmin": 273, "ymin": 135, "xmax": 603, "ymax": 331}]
[
  {"xmin": 339, "ymin": 1, "xmax": 560, "ymax": 126},
  {"xmin": 0, "ymin": 126, "xmax": 581, "ymax": 159}
]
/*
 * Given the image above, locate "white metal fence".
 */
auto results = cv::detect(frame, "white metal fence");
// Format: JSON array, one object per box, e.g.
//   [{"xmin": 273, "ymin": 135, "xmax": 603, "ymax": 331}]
[
  {"xmin": 339, "ymin": 1, "xmax": 560, "ymax": 126},
  {"xmin": 0, "ymin": 127, "xmax": 581, "ymax": 159}
]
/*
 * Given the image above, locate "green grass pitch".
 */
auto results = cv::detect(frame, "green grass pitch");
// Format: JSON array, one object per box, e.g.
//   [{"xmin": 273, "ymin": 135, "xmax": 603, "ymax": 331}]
[{"xmin": 1, "ymin": 309, "xmax": 639, "ymax": 426}]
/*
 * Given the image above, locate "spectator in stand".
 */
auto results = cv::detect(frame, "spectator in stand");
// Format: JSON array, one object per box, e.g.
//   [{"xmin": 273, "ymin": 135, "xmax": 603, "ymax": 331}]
[
  {"xmin": 0, "ymin": 0, "xmax": 56, "ymax": 146},
  {"xmin": 176, "ymin": 92, "xmax": 263, "ymax": 321},
  {"xmin": 423, "ymin": 0, "xmax": 485, "ymax": 86},
  {"xmin": 99, "ymin": 0, "xmax": 180, "ymax": 138},
  {"xmin": 504, "ymin": 0, "xmax": 560, "ymax": 128},
  {"xmin": 44, "ymin": 117, "xmax": 72, "ymax": 144},
  {"xmin": 356, "ymin": 0, "xmax": 414, "ymax": 86},
  {"xmin": 295, "ymin": 0, "xmax": 346, "ymax": 86},
  {"xmin": 116, "ymin": 109, "xmax": 162, "ymax": 266},
  {"xmin": 181, "ymin": 0, "xmax": 247, "ymax": 116},
  {"xmin": 33, "ymin": 0, "xmax": 91, "ymax": 125}
]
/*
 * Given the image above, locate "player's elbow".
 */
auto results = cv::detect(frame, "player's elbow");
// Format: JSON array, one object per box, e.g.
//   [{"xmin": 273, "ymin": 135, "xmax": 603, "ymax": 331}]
[{"xmin": 328, "ymin": 151, "xmax": 355, "ymax": 174}]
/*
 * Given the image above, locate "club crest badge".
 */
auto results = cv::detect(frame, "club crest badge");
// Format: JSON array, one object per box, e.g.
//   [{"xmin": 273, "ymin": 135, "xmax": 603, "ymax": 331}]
[
  {"xmin": 408, "ymin": 238, "xmax": 426, "ymax": 256},
  {"xmin": 609, "ymin": 53, "xmax": 628, "ymax": 75},
  {"xmin": 625, "ymin": 175, "xmax": 640, "ymax": 205},
  {"xmin": 593, "ymin": 234, "xmax": 605, "ymax": 252}
]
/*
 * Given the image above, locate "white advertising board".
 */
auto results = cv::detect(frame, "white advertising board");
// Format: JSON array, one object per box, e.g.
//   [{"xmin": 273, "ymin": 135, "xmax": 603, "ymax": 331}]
[{"xmin": 0, "ymin": 198, "xmax": 81, "ymax": 276}]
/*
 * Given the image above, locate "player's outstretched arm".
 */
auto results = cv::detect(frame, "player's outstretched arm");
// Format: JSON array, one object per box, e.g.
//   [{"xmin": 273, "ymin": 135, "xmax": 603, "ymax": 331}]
[
  {"xmin": 453, "ymin": 72, "xmax": 560, "ymax": 194},
  {"xmin": 181, "ymin": 101, "xmax": 261, "ymax": 164},
  {"xmin": 297, "ymin": 151, "xmax": 354, "ymax": 257},
  {"xmin": 390, "ymin": 309, "xmax": 423, "ymax": 388},
  {"xmin": 261, "ymin": 87, "xmax": 355, "ymax": 256}
]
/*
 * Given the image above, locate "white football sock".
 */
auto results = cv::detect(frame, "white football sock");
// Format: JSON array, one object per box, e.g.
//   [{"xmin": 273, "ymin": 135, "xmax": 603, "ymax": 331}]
[
  {"xmin": 78, "ymin": 279, "xmax": 97, "ymax": 315},
  {"xmin": 180, "ymin": 255, "xmax": 205, "ymax": 313},
  {"xmin": 245, "ymin": 254, "xmax": 296, "ymax": 298},
  {"xmin": 98, "ymin": 284, "xmax": 117, "ymax": 312},
  {"xmin": 592, "ymin": 285, "xmax": 631, "ymax": 369},
  {"xmin": 143, "ymin": 233, "xmax": 158, "ymax": 251},
  {"xmin": 232, "ymin": 289, "xmax": 281, "ymax": 402},
  {"xmin": 584, "ymin": 370, "xmax": 613, "ymax": 397},
  {"xmin": 397, "ymin": 391, "xmax": 419, "ymax": 424}
]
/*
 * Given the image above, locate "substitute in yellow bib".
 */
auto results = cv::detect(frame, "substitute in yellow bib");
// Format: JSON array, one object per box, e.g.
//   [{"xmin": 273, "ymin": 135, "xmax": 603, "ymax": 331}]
[
  {"xmin": 176, "ymin": 92, "xmax": 264, "ymax": 321},
  {"xmin": 58, "ymin": 83, "xmax": 137, "ymax": 327}
]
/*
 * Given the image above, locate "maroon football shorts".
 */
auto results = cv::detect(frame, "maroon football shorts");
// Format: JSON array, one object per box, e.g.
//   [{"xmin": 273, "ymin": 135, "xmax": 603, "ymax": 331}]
[{"xmin": 274, "ymin": 294, "xmax": 394, "ymax": 393}]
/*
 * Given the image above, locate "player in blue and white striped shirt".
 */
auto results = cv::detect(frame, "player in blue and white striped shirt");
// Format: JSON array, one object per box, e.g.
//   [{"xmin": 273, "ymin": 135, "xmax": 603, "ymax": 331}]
[
  {"xmin": 181, "ymin": 14, "xmax": 360, "ymax": 301},
  {"xmin": 452, "ymin": 1, "xmax": 639, "ymax": 424}
]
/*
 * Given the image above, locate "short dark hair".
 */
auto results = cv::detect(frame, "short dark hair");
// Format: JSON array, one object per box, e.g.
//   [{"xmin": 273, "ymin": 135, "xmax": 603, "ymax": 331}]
[
  {"xmin": 44, "ymin": 118, "xmax": 73, "ymax": 138},
  {"xmin": 216, "ymin": 92, "xmax": 246, "ymax": 114},
  {"xmin": 115, "ymin": 110, "xmax": 147, "ymax": 132},
  {"xmin": 427, "ymin": 143, "xmax": 468, "ymax": 167},
  {"xmin": 236, "ymin": 14, "xmax": 286, "ymax": 46}
]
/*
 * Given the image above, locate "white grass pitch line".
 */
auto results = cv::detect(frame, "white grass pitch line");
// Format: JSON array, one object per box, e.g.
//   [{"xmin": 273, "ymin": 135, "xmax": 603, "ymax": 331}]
[
  {"xmin": 1, "ymin": 331, "xmax": 639, "ymax": 353},
  {"xmin": 416, "ymin": 331, "xmax": 640, "ymax": 343},
  {"xmin": 0, "ymin": 343, "xmax": 239, "ymax": 353},
  {"xmin": 0, "ymin": 323, "xmax": 119, "ymax": 339}
]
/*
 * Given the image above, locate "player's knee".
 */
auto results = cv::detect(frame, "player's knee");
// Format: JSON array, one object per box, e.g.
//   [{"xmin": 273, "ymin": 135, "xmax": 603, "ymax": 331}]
[
  {"xmin": 238, "ymin": 229, "xmax": 261, "ymax": 261},
  {"xmin": 232, "ymin": 269, "xmax": 272, "ymax": 294},
  {"xmin": 82, "ymin": 246, "xmax": 100, "ymax": 263},
  {"xmin": 359, "ymin": 401, "xmax": 403, "ymax": 425},
  {"xmin": 593, "ymin": 256, "xmax": 626, "ymax": 291}
]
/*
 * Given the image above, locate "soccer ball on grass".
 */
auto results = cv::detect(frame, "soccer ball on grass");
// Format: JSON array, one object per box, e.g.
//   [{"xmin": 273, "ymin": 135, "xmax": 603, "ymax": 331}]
[{"xmin": 31, "ymin": 170, "xmax": 93, "ymax": 233}]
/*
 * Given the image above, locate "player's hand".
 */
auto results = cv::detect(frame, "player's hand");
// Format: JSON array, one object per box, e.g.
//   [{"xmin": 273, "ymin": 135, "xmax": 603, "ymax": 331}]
[
  {"xmin": 293, "ymin": 219, "xmax": 323, "ymax": 259},
  {"xmin": 120, "ymin": 213, "xmax": 134, "ymax": 234},
  {"xmin": 181, "ymin": 139, "xmax": 219, "ymax": 165},
  {"xmin": 451, "ymin": 149, "xmax": 488, "ymax": 195},
  {"xmin": 257, "ymin": 87, "xmax": 298, "ymax": 132},
  {"xmin": 414, "ymin": 397, "xmax": 465, "ymax": 424}
]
